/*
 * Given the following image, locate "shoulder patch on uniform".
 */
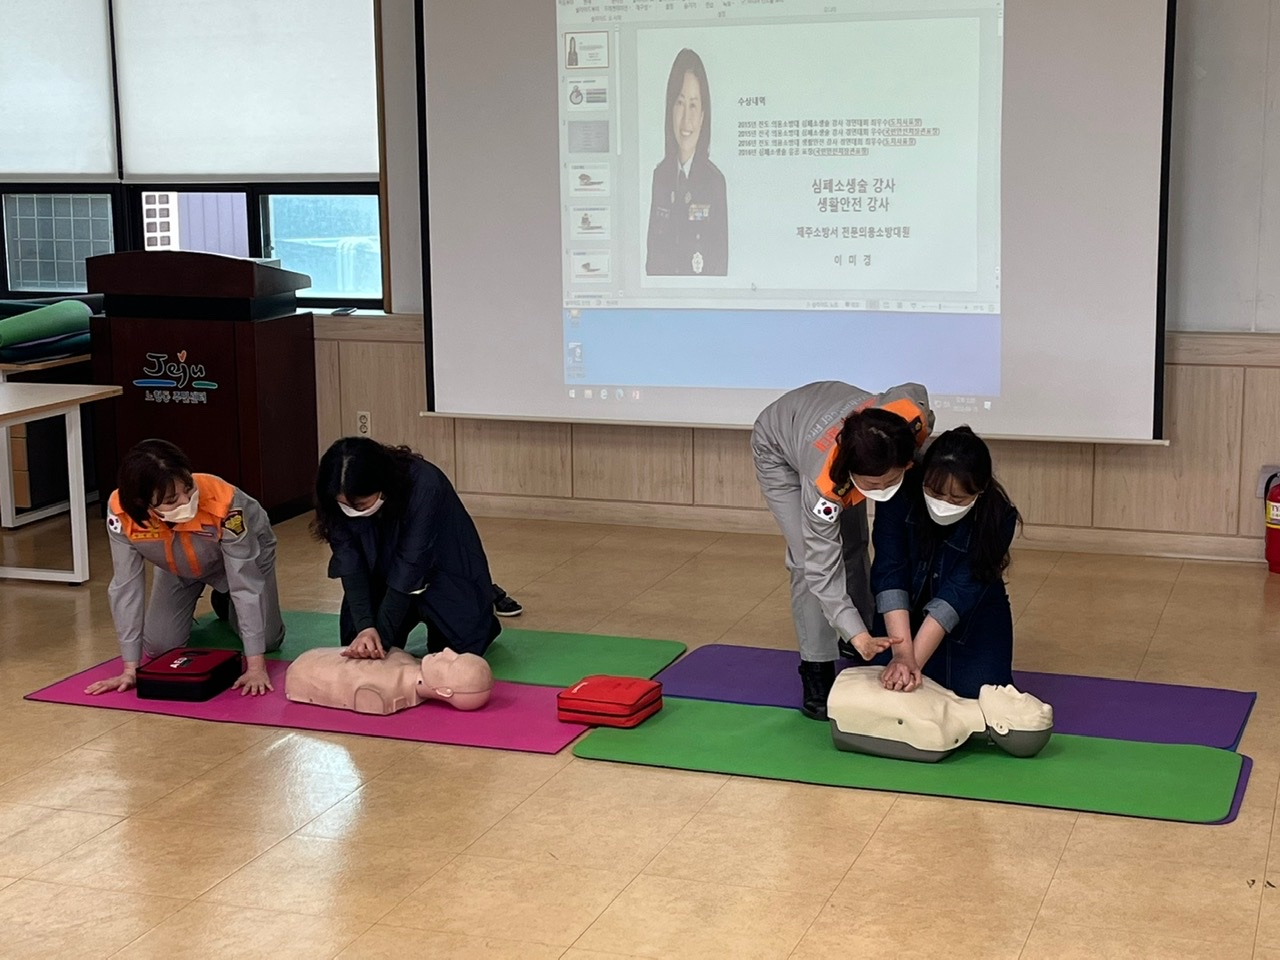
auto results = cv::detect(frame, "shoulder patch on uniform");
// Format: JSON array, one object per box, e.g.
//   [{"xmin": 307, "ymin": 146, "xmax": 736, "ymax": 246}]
[
  {"xmin": 222, "ymin": 510, "xmax": 245, "ymax": 537},
  {"xmin": 107, "ymin": 514, "xmax": 122, "ymax": 534},
  {"xmin": 812, "ymin": 498, "xmax": 841, "ymax": 523}
]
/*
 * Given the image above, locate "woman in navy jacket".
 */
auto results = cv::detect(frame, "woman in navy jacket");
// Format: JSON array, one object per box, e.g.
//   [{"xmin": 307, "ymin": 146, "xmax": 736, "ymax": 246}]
[
  {"xmin": 312, "ymin": 438, "xmax": 502, "ymax": 660},
  {"xmin": 859, "ymin": 427, "xmax": 1021, "ymax": 698}
]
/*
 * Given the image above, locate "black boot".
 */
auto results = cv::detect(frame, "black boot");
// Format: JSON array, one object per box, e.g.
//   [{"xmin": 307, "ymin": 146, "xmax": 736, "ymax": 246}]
[{"xmin": 798, "ymin": 660, "xmax": 836, "ymax": 721}]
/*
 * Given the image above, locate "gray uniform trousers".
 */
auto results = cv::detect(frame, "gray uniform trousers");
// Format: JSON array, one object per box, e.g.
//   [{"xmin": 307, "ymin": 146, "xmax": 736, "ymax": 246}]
[
  {"xmin": 754, "ymin": 456, "xmax": 873, "ymax": 662},
  {"xmin": 141, "ymin": 565, "xmax": 285, "ymax": 660}
]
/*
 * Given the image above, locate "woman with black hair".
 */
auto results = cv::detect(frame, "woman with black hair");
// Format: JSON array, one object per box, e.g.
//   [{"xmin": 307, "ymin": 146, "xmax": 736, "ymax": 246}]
[
  {"xmin": 751, "ymin": 381, "xmax": 934, "ymax": 719},
  {"xmin": 313, "ymin": 438, "xmax": 512, "ymax": 660},
  {"xmin": 91, "ymin": 439, "xmax": 283, "ymax": 696},
  {"xmin": 645, "ymin": 47, "xmax": 728, "ymax": 276},
  {"xmin": 866, "ymin": 426, "xmax": 1021, "ymax": 698}
]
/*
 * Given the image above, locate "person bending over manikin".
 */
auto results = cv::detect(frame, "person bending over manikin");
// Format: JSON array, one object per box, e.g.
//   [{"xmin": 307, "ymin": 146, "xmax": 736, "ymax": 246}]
[
  {"xmin": 285, "ymin": 647, "xmax": 494, "ymax": 715},
  {"xmin": 827, "ymin": 667, "xmax": 1053, "ymax": 763}
]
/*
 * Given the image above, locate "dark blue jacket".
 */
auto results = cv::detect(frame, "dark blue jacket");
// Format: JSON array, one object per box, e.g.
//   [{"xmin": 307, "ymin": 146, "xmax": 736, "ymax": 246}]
[{"xmin": 869, "ymin": 472, "xmax": 1017, "ymax": 643}]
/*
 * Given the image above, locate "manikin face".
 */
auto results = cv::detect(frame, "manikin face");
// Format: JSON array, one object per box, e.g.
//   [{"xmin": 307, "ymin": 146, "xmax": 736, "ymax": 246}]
[
  {"xmin": 419, "ymin": 648, "xmax": 461, "ymax": 689},
  {"xmin": 978, "ymin": 684, "xmax": 1053, "ymax": 734},
  {"xmin": 672, "ymin": 70, "xmax": 704, "ymax": 164},
  {"xmin": 417, "ymin": 649, "xmax": 494, "ymax": 710}
]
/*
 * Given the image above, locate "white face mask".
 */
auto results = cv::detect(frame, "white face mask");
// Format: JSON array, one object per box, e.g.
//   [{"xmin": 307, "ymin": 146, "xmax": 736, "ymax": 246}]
[
  {"xmin": 156, "ymin": 487, "xmax": 199, "ymax": 524},
  {"xmin": 853, "ymin": 476, "xmax": 903, "ymax": 503},
  {"xmin": 924, "ymin": 492, "xmax": 976, "ymax": 526},
  {"xmin": 340, "ymin": 496, "xmax": 384, "ymax": 519}
]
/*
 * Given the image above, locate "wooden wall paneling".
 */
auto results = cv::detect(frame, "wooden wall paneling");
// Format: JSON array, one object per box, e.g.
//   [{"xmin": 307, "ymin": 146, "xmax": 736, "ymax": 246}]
[
  {"xmin": 314, "ymin": 340, "xmax": 342, "ymax": 458},
  {"xmin": 1237, "ymin": 366, "xmax": 1280, "ymax": 537},
  {"xmin": 313, "ymin": 314, "xmax": 424, "ymax": 343},
  {"xmin": 1092, "ymin": 364, "xmax": 1245, "ymax": 535},
  {"xmin": 1166, "ymin": 332, "xmax": 1280, "ymax": 367},
  {"xmin": 572, "ymin": 424, "xmax": 694, "ymax": 504},
  {"xmin": 987, "ymin": 440, "xmax": 1095, "ymax": 527},
  {"xmin": 453, "ymin": 419, "xmax": 572, "ymax": 498},
  {"xmin": 337, "ymin": 341, "xmax": 456, "ymax": 478},
  {"xmin": 693, "ymin": 428, "xmax": 766, "ymax": 509}
]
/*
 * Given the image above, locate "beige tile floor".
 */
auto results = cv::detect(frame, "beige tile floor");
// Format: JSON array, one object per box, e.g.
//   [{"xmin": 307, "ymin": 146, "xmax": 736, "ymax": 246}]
[{"xmin": 3, "ymin": 514, "xmax": 1280, "ymax": 959}]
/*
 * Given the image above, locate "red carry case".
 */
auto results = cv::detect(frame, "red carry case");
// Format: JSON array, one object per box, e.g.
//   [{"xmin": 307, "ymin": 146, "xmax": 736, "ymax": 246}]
[
  {"xmin": 557, "ymin": 675, "xmax": 663, "ymax": 727},
  {"xmin": 136, "ymin": 648, "xmax": 242, "ymax": 702}
]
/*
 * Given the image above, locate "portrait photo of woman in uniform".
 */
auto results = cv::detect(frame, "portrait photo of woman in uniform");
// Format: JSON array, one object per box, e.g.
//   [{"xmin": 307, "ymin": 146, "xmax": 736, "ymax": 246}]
[{"xmin": 645, "ymin": 47, "xmax": 728, "ymax": 277}]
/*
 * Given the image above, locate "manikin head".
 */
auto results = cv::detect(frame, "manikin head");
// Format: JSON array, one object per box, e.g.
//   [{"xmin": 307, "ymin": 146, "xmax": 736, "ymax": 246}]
[
  {"xmin": 978, "ymin": 684, "xmax": 1054, "ymax": 757},
  {"xmin": 417, "ymin": 649, "xmax": 494, "ymax": 711}
]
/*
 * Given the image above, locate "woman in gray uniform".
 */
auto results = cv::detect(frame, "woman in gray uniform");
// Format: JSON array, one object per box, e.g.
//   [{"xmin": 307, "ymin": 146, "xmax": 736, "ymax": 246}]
[
  {"xmin": 751, "ymin": 381, "xmax": 933, "ymax": 720},
  {"xmin": 89, "ymin": 439, "xmax": 284, "ymax": 697},
  {"xmin": 645, "ymin": 48, "xmax": 728, "ymax": 277}
]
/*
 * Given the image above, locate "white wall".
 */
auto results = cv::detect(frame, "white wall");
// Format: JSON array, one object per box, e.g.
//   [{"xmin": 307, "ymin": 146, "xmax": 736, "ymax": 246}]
[{"xmin": 1166, "ymin": 0, "xmax": 1280, "ymax": 332}]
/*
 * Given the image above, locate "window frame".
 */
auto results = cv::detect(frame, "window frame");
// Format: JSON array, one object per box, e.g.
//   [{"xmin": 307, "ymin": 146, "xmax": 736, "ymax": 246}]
[
  {"xmin": 0, "ymin": 182, "xmax": 128, "ymax": 299},
  {"xmin": 121, "ymin": 181, "xmax": 384, "ymax": 310}
]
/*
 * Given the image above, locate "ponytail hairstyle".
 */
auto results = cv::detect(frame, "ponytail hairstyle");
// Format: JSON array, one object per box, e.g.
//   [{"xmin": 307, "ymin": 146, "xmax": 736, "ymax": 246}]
[
  {"xmin": 917, "ymin": 426, "xmax": 1020, "ymax": 582},
  {"xmin": 116, "ymin": 439, "xmax": 193, "ymax": 527},
  {"xmin": 829, "ymin": 407, "xmax": 917, "ymax": 487},
  {"xmin": 311, "ymin": 437, "xmax": 421, "ymax": 544}
]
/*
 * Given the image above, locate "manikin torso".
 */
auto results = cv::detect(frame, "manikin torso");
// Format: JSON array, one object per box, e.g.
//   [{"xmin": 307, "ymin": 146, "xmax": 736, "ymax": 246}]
[
  {"xmin": 827, "ymin": 667, "xmax": 1053, "ymax": 761},
  {"xmin": 285, "ymin": 647, "xmax": 493, "ymax": 715}
]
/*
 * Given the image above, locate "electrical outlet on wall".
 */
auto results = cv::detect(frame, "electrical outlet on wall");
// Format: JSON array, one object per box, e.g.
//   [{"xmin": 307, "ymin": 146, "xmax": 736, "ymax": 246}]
[{"xmin": 356, "ymin": 411, "xmax": 372, "ymax": 437}]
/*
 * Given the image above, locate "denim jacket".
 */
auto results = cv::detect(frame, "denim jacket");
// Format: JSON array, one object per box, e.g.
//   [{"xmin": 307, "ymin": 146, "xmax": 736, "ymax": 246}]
[{"xmin": 869, "ymin": 474, "xmax": 1017, "ymax": 642}]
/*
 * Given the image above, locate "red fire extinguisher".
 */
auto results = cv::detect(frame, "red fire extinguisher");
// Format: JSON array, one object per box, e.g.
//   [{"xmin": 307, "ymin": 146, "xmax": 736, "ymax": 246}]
[{"xmin": 1268, "ymin": 471, "xmax": 1280, "ymax": 574}]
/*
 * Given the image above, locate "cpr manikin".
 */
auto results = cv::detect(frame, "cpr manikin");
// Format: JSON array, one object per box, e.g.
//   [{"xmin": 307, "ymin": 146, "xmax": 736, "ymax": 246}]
[
  {"xmin": 827, "ymin": 667, "xmax": 1053, "ymax": 762},
  {"xmin": 285, "ymin": 647, "xmax": 494, "ymax": 715}
]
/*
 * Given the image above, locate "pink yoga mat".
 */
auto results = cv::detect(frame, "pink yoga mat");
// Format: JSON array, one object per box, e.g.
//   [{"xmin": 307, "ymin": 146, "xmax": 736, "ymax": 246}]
[{"xmin": 26, "ymin": 659, "xmax": 586, "ymax": 755}]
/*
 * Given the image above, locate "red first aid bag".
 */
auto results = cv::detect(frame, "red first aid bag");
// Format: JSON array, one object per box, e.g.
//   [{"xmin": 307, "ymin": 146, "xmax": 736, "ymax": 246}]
[
  {"xmin": 136, "ymin": 648, "xmax": 242, "ymax": 702},
  {"xmin": 557, "ymin": 675, "xmax": 663, "ymax": 727}
]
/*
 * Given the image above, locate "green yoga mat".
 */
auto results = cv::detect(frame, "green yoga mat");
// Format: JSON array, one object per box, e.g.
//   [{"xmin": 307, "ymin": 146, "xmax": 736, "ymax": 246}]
[
  {"xmin": 573, "ymin": 698, "xmax": 1242, "ymax": 823},
  {"xmin": 188, "ymin": 610, "xmax": 685, "ymax": 686},
  {"xmin": 0, "ymin": 300, "xmax": 91, "ymax": 347}
]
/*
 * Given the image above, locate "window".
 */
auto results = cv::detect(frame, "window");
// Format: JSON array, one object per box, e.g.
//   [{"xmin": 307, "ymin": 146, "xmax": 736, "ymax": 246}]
[
  {"xmin": 140, "ymin": 191, "xmax": 248, "ymax": 256},
  {"xmin": 2, "ymin": 192, "xmax": 115, "ymax": 293},
  {"xmin": 262, "ymin": 193, "xmax": 382, "ymax": 301}
]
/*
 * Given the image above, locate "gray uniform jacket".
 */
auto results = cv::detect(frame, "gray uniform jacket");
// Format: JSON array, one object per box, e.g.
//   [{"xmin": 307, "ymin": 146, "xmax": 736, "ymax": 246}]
[
  {"xmin": 106, "ymin": 474, "xmax": 278, "ymax": 661},
  {"xmin": 752, "ymin": 381, "xmax": 933, "ymax": 640}
]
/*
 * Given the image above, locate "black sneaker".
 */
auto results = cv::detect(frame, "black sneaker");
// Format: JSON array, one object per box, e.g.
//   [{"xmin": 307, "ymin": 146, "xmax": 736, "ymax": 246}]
[{"xmin": 493, "ymin": 584, "xmax": 523, "ymax": 617}]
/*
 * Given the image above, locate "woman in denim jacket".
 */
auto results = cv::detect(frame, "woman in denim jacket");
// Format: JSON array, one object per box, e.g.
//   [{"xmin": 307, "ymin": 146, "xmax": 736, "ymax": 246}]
[{"xmin": 857, "ymin": 427, "xmax": 1021, "ymax": 698}]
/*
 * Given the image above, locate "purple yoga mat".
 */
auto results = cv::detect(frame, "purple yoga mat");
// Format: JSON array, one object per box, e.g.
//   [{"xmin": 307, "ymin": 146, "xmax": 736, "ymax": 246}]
[
  {"xmin": 654, "ymin": 645, "xmax": 1257, "ymax": 750},
  {"xmin": 25, "ymin": 659, "xmax": 584, "ymax": 755}
]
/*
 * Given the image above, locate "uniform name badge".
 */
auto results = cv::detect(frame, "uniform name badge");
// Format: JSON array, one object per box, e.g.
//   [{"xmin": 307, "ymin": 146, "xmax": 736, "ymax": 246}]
[
  {"xmin": 688, "ymin": 203, "xmax": 710, "ymax": 221},
  {"xmin": 692, "ymin": 251, "xmax": 704, "ymax": 274}
]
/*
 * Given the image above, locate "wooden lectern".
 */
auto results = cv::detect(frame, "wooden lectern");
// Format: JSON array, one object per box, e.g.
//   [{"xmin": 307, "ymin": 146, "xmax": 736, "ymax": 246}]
[{"xmin": 88, "ymin": 251, "xmax": 317, "ymax": 521}]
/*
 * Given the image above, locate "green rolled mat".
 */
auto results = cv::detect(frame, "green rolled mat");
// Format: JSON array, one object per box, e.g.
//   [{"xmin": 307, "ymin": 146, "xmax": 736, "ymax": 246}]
[
  {"xmin": 0, "ymin": 300, "xmax": 91, "ymax": 347},
  {"xmin": 188, "ymin": 610, "xmax": 686, "ymax": 686},
  {"xmin": 573, "ymin": 697, "xmax": 1243, "ymax": 823}
]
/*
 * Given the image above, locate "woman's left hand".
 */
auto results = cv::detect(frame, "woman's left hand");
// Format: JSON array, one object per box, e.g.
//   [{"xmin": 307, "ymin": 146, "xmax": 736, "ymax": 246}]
[{"xmin": 233, "ymin": 666, "xmax": 273, "ymax": 696}]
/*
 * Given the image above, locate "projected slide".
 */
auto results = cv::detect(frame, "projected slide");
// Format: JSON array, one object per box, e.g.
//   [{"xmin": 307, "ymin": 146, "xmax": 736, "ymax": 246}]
[{"xmin": 556, "ymin": 0, "xmax": 1002, "ymax": 405}]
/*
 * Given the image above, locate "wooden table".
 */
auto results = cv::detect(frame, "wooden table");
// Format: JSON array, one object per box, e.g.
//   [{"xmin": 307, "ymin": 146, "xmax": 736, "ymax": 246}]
[
  {"xmin": 0, "ymin": 354, "xmax": 91, "ymax": 529},
  {"xmin": 0, "ymin": 381, "xmax": 121, "ymax": 584}
]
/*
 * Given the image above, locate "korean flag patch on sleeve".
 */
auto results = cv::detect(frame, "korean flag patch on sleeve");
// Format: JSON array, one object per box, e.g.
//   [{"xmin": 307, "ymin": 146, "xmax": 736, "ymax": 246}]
[{"xmin": 811, "ymin": 497, "xmax": 841, "ymax": 523}]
